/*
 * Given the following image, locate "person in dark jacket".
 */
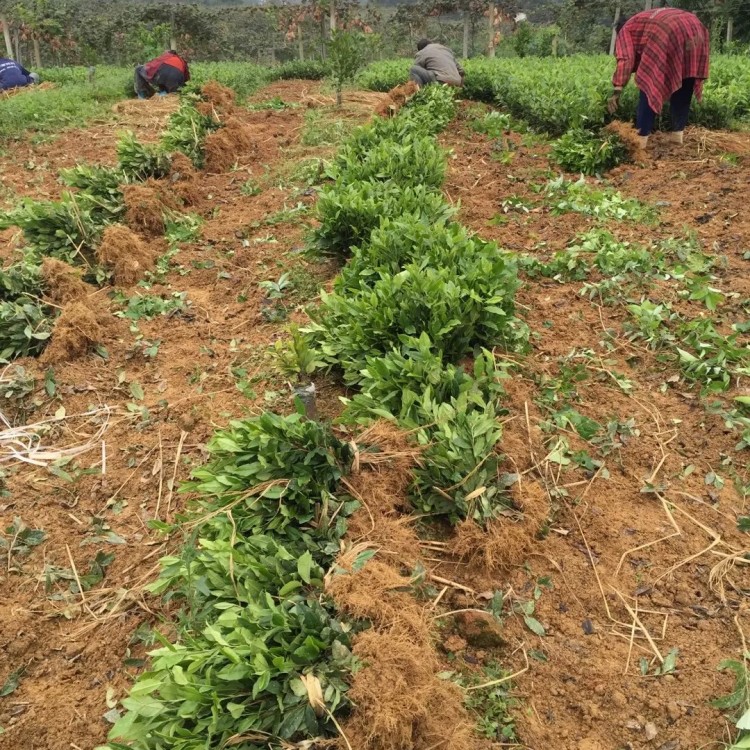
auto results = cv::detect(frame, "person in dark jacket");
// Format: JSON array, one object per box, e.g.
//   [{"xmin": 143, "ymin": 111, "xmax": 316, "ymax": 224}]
[
  {"xmin": 409, "ymin": 39, "xmax": 464, "ymax": 88},
  {"xmin": 134, "ymin": 50, "xmax": 190, "ymax": 99},
  {"xmin": 0, "ymin": 58, "xmax": 37, "ymax": 91}
]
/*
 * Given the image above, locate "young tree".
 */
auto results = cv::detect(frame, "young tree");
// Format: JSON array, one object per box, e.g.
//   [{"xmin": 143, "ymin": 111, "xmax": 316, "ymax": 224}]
[{"xmin": 327, "ymin": 28, "xmax": 366, "ymax": 105}]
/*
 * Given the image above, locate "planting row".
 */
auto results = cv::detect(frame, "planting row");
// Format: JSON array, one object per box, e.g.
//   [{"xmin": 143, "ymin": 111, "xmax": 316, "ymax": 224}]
[
  {"xmin": 0, "ymin": 60, "xmax": 329, "ymax": 141},
  {"xmin": 303, "ymin": 85, "xmax": 527, "ymax": 522},
  {"xmin": 359, "ymin": 54, "xmax": 750, "ymax": 134},
  {"xmin": 0, "ymin": 89, "xmax": 229, "ymax": 363},
  {"xmin": 104, "ymin": 81, "xmax": 528, "ymax": 750}
]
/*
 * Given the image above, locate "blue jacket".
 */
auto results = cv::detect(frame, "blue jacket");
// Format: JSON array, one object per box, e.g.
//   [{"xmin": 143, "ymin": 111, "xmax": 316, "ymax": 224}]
[{"xmin": 0, "ymin": 58, "xmax": 31, "ymax": 90}]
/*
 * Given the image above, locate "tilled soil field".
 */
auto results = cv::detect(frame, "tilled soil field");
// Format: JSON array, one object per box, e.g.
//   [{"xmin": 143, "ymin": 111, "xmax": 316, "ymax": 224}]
[{"xmin": 1, "ymin": 80, "xmax": 749, "ymax": 750}]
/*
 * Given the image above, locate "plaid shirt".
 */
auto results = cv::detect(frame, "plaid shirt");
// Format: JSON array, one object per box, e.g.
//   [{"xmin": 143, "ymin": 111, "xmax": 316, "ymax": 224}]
[{"xmin": 614, "ymin": 9, "xmax": 709, "ymax": 113}]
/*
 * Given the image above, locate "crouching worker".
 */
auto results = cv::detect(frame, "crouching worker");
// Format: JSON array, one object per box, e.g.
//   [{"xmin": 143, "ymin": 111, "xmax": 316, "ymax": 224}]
[
  {"xmin": 135, "ymin": 50, "xmax": 190, "ymax": 99},
  {"xmin": 608, "ymin": 8, "xmax": 709, "ymax": 147},
  {"xmin": 0, "ymin": 58, "xmax": 38, "ymax": 91},
  {"xmin": 409, "ymin": 38, "xmax": 464, "ymax": 88}
]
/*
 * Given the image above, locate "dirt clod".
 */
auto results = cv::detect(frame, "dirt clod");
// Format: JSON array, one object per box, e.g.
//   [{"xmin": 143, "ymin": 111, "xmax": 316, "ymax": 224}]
[{"xmin": 454, "ymin": 611, "xmax": 506, "ymax": 649}]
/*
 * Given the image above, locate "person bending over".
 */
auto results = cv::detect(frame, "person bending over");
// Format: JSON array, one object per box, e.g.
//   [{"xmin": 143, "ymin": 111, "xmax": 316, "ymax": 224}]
[
  {"xmin": 409, "ymin": 38, "xmax": 464, "ymax": 88},
  {"xmin": 0, "ymin": 58, "xmax": 38, "ymax": 91},
  {"xmin": 135, "ymin": 50, "xmax": 191, "ymax": 99},
  {"xmin": 608, "ymin": 8, "xmax": 709, "ymax": 147}
]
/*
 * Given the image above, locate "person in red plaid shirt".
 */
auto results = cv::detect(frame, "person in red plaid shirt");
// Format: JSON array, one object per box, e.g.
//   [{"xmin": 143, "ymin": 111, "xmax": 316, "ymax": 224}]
[{"xmin": 608, "ymin": 8, "xmax": 709, "ymax": 148}]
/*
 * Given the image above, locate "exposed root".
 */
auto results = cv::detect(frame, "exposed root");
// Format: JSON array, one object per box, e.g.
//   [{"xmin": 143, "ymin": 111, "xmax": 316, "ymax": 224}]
[
  {"xmin": 122, "ymin": 181, "xmax": 177, "ymax": 237},
  {"xmin": 201, "ymin": 81, "xmax": 236, "ymax": 110},
  {"xmin": 167, "ymin": 152, "xmax": 203, "ymax": 207},
  {"xmin": 375, "ymin": 81, "xmax": 419, "ymax": 118},
  {"xmin": 203, "ymin": 116, "xmax": 255, "ymax": 172},
  {"xmin": 341, "ymin": 629, "xmax": 473, "ymax": 750},
  {"xmin": 328, "ymin": 555, "xmax": 473, "ymax": 750},
  {"xmin": 605, "ymin": 121, "xmax": 648, "ymax": 163},
  {"xmin": 41, "ymin": 302, "xmax": 102, "ymax": 364},
  {"xmin": 97, "ymin": 224, "xmax": 156, "ymax": 286},
  {"xmin": 690, "ymin": 127, "xmax": 750, "ymax": 158},
  {"xmin": 41, "ymin": 258, "xmax": 89, "ymax": 306},
  {"xmin": 452, "ymin": 480, "xmax": 549, "ymax": 571}
]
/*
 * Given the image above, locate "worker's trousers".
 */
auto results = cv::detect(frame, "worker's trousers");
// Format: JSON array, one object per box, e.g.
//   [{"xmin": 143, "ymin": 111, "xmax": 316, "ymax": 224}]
[
  {"xmin": 636, "ymin": 78, "xmax": 695, "ymax": 135},
  {"xmin": 134, "ymin": 66, "xmax": 155, "ymax": 99},
  {"xmin": 409, "ymin": 65, "xmax": 437, "ymax": 87}
]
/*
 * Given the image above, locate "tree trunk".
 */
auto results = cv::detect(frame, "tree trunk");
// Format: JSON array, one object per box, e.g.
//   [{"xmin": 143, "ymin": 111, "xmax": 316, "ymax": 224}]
[
  {"xmin": 552, "ymin": 34, "xmax": 558, "ymax": 57},
  {"xmin": 726, "ymin": 16, "xmax": 734, "ymax": 44},
  {"xmin": 298, "ymin": 24, "xmax": 304, "ymax": 61},
  {"xmin": 170, "ymin": 7, "xmax": 177, "ymax": 50},
  {"xmin": 13, "ymin": 31, "xmax": 20, "ymax": 65},
  {"xmin": 462, "ymin": 10, "xmax": 470, "ymax": 59},
  {"xmin": 1, "ymin": 16, "xmax": 12, "ymax": 59},
  {"xmin": 329, "ymin": 0, "xmax": 335, "ymax": 35},
  {"xmin": 609, "ymin": 1, "xmax": 621, "ymax": 55},
  {"xmin": 32, "ymin": 37, "xmax": 41, "ymax": 68},
  {"xmin": 644, "ymin": 0, "xmax": 653, "ymax": 10},
  {"xmin": 487, "ymin": 5, "xmax": 496, "ymax": 58}
]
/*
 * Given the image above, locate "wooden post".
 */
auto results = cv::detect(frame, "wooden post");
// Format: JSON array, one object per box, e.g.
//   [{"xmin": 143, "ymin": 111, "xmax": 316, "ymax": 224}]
[
  {"xmin": 13, "ymin": 31, "xmax": 20, "ymax": 64},
  {"xmin": 298, "ymin": 24, "xmax": 304, "ymax": 61},
  {"xmin": 1, "ymin": 15, "xmax": 12, "ymax": 59},
  {"xmin": 726, "ymin": 17, "xmax": 734, "ymax": 44},
  {"xmin": 644, "ymin": 0, "xmax": 653, "ymax": 10},
  {"xmin": 462, "ymin": 10, "xmax": 470, "ymax": 58},
  {"xmin": 609, "ymin": 1, "xmax": 621, "ymax": 55},
  {"xmin": 487, "ymin": 5, "xmax": 496, "ymax": 58},
  {"xmin": 329, "ymin": 0, "xmax": 336, "ymax": 35},
  {"xmin": 32, "ymin": 37, "xmax": 41, "ymax": 68},
  {"xmin": 552, "ymin": 34, "xmax": 558, "ymax": 56}
]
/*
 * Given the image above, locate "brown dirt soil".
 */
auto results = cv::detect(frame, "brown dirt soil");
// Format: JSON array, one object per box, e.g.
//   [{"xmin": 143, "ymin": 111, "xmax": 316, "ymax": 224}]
[
  {"xmin": 41, "ymin": 301, "xmax": 102, "ymax": 364},
  {"xmin": 96, "ymin": 224, "xmax": 157, "ymax": 285},
  {"xmin": 435, "ymin": 103, "xmax": 750, "ymax": 750},
  {"xmin": 40, "ymin": 257, "xmax": 90, "ymax": 306},
  {"xmin": 122, "ymin": 181, "xmax": 176, "ymax": 237},
  {"xmin": 5, "ymin": 84, "xmax": 750, "ymax": 750},
  {"xmin": 0, "ymin": 98, "xmax": 178, "ymax": 206},
  {"xmin": 0, "ymin": 80, "xmax": 376, "ymax": 750}
]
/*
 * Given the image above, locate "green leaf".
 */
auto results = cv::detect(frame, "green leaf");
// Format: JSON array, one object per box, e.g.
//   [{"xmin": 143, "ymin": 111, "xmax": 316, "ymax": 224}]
[
  {"xmin": 523, "ymin": 615, "xmax": 545, "ymax": 637},
  {"xmin": 129, "ymin": 381, "xmax": 144, "ymax": 401},
  {"xmin": 297, "ymin": 550, "xmax": 313, "ymax": 584},
  {"xmin": 737, "ymin": 709, "xmax": 750, "ymax": 731},
  {"xmin": 0, "ymin": 667, "xmax": 24, "ymax": 697},
  {"xmin": 660, "ymin": 648, "xmax": 678, "ymax": 675}
]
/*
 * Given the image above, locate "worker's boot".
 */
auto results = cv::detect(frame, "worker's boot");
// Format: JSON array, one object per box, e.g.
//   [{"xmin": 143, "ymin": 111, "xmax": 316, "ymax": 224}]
[
  {"xmin": 637, "ymin": 135, "xmax": 649, "ymax": 149},
  {"xmin": 669, "ymin": 130, "xmax": 685, "ymax": 146}
]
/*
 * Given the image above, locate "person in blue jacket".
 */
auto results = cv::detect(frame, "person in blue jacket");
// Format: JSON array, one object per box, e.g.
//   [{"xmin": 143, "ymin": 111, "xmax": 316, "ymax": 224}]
[{"xmin": 0, "ymin": 58, "xmax": 38, "ymax": 91}]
